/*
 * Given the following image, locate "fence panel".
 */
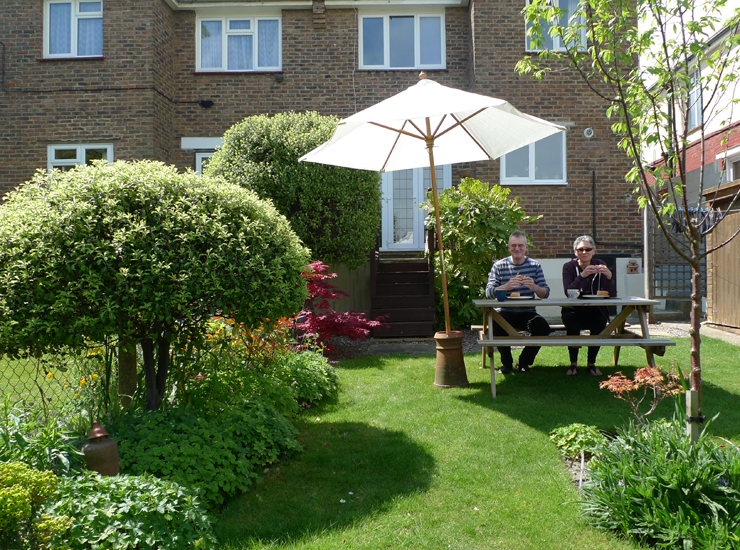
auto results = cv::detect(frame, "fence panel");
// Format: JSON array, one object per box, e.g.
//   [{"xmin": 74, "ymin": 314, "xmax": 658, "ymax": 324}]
[{"xmin": 707, "ymin": 211, "xmax": 740, "ymax": 329}]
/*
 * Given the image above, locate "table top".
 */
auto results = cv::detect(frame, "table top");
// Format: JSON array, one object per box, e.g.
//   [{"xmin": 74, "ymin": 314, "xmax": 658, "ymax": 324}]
[{"xmin": 473, "ymin": 296, "xmax": 661, "ymax": 308}]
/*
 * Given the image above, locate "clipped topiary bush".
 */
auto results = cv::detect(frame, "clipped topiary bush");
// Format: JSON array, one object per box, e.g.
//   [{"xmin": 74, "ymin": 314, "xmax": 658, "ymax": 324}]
[
  {"xmin": 45, "ymin": 471, "xmax": 217, "ymax": 549},
  {"xmin": 112, "ymin": 402, "xmax": 301, "ymax": 509},
  {"xmin": 0, "ymin": 160, "xmax": 310, "ymax": 410},
  {"xmin": 204, "ymin": 111, "xmax": 382, "ymax": 269}
]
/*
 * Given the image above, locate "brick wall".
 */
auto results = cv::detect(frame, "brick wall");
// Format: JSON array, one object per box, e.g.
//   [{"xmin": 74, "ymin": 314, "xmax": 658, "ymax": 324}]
[
  {"xmin": 467, "ymin": 0, "xmax": 642, "ymax": 258},
  {"xmin": 1, "ymin": 0, "xmax": 641, "ymax": 260}
]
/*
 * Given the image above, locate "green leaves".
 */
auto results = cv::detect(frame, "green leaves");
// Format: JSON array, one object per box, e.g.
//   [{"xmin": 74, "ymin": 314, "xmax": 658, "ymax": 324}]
[
  {"xmin": 582, "ymin": 419, "xmax": 740, "ymax": 548},
  {"xmin": 421, "ymin": 178, "xmax": 539, "ymax": 329},
  {"xmin": 0, "ymin": 160, "xmax": 310, "ymax": 384},
  {"xmin": 46, "ymin": 471, "xmax": 217, "ymax": 549},
  {"xmin": 111, "ymin": 401, "xmax": 301, "ymax": 509},
  {"xmin": 205, "ymin": 111, "xmax": 382, "ymax": 269}
]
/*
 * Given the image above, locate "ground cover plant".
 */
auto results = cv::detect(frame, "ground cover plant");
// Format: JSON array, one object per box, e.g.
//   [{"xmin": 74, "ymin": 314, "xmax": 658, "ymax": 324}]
[
  {"xmin": 582, "ymin": 419, "xmax": 740, "ymax": 548},
  {"xmin": 45, "ymin": 471, "xmax": 216, "ymax": 549},
  {"xmin": 214, "ymin": 336, "xmax": 740, "ymax": 549}
]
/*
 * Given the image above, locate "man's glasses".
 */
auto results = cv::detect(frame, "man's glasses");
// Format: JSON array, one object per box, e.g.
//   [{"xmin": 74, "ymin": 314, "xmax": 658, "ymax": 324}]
[
  {"xmin": 509, "ymin": 244, "xmax": 527, "ymax": 249},
  {"xmin": 576, "ymin": 247, "xmax": 594, "ymax": 252}
]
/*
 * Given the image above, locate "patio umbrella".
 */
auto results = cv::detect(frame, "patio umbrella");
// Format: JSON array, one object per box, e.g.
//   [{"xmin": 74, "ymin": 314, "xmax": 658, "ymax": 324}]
[{"xmin": 300, "ymin": 73, "xmax": 565, "ymax": 335}]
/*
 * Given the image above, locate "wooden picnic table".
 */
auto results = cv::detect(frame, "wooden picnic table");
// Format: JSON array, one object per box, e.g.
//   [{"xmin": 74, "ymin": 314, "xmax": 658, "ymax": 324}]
[{"xmin": 472, "ymin": 296, "xmax": 676, "ymax": 397}]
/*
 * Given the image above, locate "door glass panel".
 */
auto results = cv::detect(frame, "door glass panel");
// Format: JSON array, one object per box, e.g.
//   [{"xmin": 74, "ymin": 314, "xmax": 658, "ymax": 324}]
[
  {"xmin": 423, "ymin": 166, "xmax": 444, "ymax": 192},
  {"xmin": 392, "ymin": 170, "xmax": 414, "ymax": 244}
]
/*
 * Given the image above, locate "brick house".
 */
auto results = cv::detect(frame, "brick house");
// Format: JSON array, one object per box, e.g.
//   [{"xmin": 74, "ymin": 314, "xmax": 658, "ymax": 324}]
[{"xmin": 0, "ymin": 0, "xmax": 642, "ymax": 333}]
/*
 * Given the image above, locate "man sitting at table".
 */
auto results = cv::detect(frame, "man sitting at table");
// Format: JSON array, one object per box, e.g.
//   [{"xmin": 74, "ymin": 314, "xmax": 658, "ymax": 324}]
[{"xmin": 484, "ymin": 230, "xmax": 550, "ymax": 374}]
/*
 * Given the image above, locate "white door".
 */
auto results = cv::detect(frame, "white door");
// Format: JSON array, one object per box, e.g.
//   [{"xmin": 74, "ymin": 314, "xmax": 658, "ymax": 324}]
[{"xmin": 380, "ymin": 165, "xmax": 451, "ymax": 252}]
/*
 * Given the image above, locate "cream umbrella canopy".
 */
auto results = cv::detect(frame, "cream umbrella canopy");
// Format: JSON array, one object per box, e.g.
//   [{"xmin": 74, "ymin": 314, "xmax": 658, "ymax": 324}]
[{"xmin": 300, "ymin": 74, "xmax": 565, "ymax": 335}]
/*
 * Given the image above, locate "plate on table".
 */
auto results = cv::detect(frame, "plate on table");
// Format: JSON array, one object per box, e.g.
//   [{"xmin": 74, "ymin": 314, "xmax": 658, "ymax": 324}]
[
  {"xmin": 506, "ymin": 295, "xmax": 534, "ymax": 300},
  {"xmin": 581, "ymin": 295, "xmax": 612, "ymax": 299}
]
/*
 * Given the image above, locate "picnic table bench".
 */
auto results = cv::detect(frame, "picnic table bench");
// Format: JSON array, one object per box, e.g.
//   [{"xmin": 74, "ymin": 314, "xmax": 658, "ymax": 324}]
[{"xmin": 472, "ymin": 296, "xmax": 676, "ymax": 398}]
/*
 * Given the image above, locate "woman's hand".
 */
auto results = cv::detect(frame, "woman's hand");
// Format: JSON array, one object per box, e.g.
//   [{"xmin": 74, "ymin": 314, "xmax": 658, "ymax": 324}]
[{"xmin": 582, "ymin": 264, "xmax": 612, "ymax": 279}]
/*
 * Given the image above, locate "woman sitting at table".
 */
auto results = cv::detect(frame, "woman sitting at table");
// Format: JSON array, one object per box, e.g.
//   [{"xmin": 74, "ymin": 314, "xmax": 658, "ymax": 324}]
[{"xmin": 562, "ymin": 235, "xmax": 613, "ymax": 376}]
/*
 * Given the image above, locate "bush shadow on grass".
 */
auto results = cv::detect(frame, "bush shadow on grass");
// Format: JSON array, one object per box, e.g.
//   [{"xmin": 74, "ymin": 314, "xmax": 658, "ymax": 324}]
[
  {"xmin": 216, "ymin": 420, "xmax": 435, "ymax": 546},
  {"xmin": 456, "ymin": 355, "xmax": 740, "ymax": 442}
]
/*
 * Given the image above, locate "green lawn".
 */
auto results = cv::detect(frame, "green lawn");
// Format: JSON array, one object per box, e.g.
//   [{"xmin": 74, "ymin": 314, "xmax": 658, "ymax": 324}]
[{"xmin": 216, "ymin": 337, "xmax": 740, "ymax": 549}]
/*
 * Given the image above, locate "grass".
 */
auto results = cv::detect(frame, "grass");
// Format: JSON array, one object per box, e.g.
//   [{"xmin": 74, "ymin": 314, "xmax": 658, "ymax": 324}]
[{"xmin": 212, "ymin": 336, "xmax": 740, "ymax": 549}]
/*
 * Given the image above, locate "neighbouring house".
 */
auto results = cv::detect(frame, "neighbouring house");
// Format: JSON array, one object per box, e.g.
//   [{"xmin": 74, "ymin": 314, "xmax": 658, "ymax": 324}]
[
  {"xmin": 0, "ymin": 0, "xmax": 641, "ymax": 336},
  {"xmin": 642, "ymin": 23, "xmax": 740, "ymax": 329}
]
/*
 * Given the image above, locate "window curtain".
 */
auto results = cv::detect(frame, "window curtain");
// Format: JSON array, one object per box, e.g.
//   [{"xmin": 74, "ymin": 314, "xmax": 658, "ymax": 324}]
[
  {"xmin": 257, "ymin": 20, "xmax": 279, "ymax": 68},
  {"xmin": 201, "ymin": 21, "xmax": 222, "ymax": 68},
  {"xmin": 78, "ymin": 17, "xmax": 103, "ymax": 56},
  {"xmin": 49, "ymin": 3, "xmax": 72, "ymax": 55},
  {"xmin": 228, "ymin": 35, "xmax": 252, "ymax": 70}
]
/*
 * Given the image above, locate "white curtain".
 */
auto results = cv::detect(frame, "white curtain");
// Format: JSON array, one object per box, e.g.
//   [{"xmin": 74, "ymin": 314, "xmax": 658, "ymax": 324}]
[
  {"xmin": 228, "ymin": 35, "xmax": 252, "ymax": 70},
  {"xmin": 49, "ymin": 3, "xmax": 71, "ymax": 55},
  {"xmin": 78, "ymin": 17, "xmax": 102, "ymax": 56},
  {"xmin": 201, "ymin": 21, "xmax": 222, "ymax": 68},
  {"xmin": 257, "ymin": 20, "xmax": 279, "ymax": 68}
]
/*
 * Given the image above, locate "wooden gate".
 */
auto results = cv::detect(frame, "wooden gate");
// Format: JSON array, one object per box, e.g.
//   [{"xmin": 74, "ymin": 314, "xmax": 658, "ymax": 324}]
[{"xmin": 706, "ymin": 210, "xmax": 740, "ymax": 329}]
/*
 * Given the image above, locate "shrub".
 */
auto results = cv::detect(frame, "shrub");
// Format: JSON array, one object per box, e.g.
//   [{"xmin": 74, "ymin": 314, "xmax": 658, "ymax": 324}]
[
  {"xmin": 0, "ymin": 462, "xmax": 71, "ymax": 550},
  {"xmin": 45, "ymin": 471, "xmax": 216, "ymax": 549},
  {"xmin": 205, "ymin": 111, "xmax": 382, "ymax": 269},
  {"xmin": 0, "ymin": 401, "xmax": 84, "ymax": 477},
  {"xmin": 549, "ymin": 424, "xmax": 607, "ymax": 460},
  {"xmin": 421, "ymin": 178, "xmax": 539, "ymax": 329},
  {"xmin": 296, "ymin": 261, "xmax": 386, "ymax": 353},
  {"xmin": 0, "ymin": 160, "xmax": 309, "ymax": 411},
  {"xmin": 112, "ymin": 403, "xmax": 301, "ymax": 508},
  {"xmin": 582, "ymin": 419, "xmax": 740, "ymax": 548},
  {"xmin": 274, "ymin": 350, "xmax": 339, "ymax": 406}
]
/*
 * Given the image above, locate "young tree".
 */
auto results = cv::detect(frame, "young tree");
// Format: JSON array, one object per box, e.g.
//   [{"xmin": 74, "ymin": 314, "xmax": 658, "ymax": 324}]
[
  {"xmin": 204, "ymin": 111, "xmax": 382, "ymax": 270},
  {"xmin": 0, "ymin": 160, "xmax": 310, "ymax": 411},
  {"xmin": 518, "ymin": 0, "xmax": 740, "ymax": 432}
]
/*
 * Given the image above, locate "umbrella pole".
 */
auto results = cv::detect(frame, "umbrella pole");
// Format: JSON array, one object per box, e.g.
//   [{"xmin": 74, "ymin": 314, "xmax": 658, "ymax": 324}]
[
  {"xmin": 426, "ymin": 130, "xmax": 468, "ymax": 388},
  {"xmin": 425, "ymin": 137, "xmax": 451, "ymax": 335}
]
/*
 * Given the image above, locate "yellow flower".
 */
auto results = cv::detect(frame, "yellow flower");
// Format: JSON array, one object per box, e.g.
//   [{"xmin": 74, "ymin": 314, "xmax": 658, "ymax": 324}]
[
  {"xmin": 46, "ymin": 372, "xmax": 54, "ymax": 379},
  {"xmin": 74, "ymin": 391, "xmax": 79, "ymax": 397},
  {"xmin": 91, "ymin": 374, "xmax": 99, "ymax": 380},
  {"xmin": 64, "ymin": 384, "xmax": 69, "ymax": 389},
  {"xmin": 79, "ymin": 378, "xmax": 87, "ymax": 387}
]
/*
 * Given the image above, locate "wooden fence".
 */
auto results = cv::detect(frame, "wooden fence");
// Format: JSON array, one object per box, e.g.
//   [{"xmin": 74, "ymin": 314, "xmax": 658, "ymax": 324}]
[{"xmin": 706, "ymin": 210, "xmax": 740, "ymax": 329}]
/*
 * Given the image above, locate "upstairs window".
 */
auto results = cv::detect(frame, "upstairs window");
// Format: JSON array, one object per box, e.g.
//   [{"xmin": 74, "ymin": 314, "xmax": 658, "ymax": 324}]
[
  {"xmin": 360, "ymin": 12, "xmax": 445, "ymax": 70},
  {"xmin": 47, "ymin": 144, "xmax": 112, "ymax": 172},
  {"xmin": 45, "ymin": 1, "xmax": 103, "ymax": 58},
  {"xmin": 500, "ymin": 133, "xmax": 567, "ymax": 185},
  {"xmin": 525, "ymin": 0, "xmax": 585, "ymax": 52},
  {"xmin": 687, "ymin": 71, "xmax": 702, "ymax": 130},
  {"xmin": 197, "ymin": 16, "xmax": 281, "ymax": 72}
]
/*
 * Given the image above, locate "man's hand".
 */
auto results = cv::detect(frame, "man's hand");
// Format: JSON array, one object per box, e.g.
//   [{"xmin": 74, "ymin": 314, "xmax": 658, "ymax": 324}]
[
  {"xmin": 502, "ymin": 275, "xmax": 524, "ymax": 290},
  {"xmin": 519, "ymin": 276, "xmax": 536, "ymax": 290}
]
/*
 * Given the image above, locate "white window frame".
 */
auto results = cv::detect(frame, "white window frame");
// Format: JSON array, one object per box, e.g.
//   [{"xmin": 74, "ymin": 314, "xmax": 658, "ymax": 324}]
[
  {"xmin": 500, "ymin": 133, "xmax": 568, "ymax": 186},
  {"xmin": 687, "ymin": 70, "xmax": 702, "ymax": 131},
  {"xmin": 525, "ymin": 0, "xmax": 586, "ymax": 53},
  {"xmin": 47, "ymin": 143, "xmax": 113, "ymax": 172},
  {"xmin": 717, "ymin": 145, "xmax": 740, "ymax": 183},
  {"xmin": 195, "ymin": 151, "xmax": 215, "ymax": 174},
  {"xmin": 196, "ymin": 15, "xmax": 282, "ymax": 72},
  {"xmin": 359, "ymin": 10, "xmax": 445, "ymax": 70},
  {"xmin": 44, "ymin": 0, "xmax": 103, "ymax": 58}
]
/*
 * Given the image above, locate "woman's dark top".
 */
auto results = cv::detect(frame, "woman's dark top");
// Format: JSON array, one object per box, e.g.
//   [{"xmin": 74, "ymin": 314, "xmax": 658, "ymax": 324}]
[{"xmin": 562, "ymin": 258, "xmax": 614, "ymax": 308}]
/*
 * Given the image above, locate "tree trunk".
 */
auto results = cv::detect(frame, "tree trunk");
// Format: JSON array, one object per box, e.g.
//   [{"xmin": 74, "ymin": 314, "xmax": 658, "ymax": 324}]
[
  {"xmin": 141, "ymin": 335, "xmax": 170, "ymax": 411},
  {"xmin": 687, "ymin": 239, "xmax": 703, "ymax": 443},
  {"xmin": 118, "ymin": 337, "xmax": 137, "ymax": 408}
]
